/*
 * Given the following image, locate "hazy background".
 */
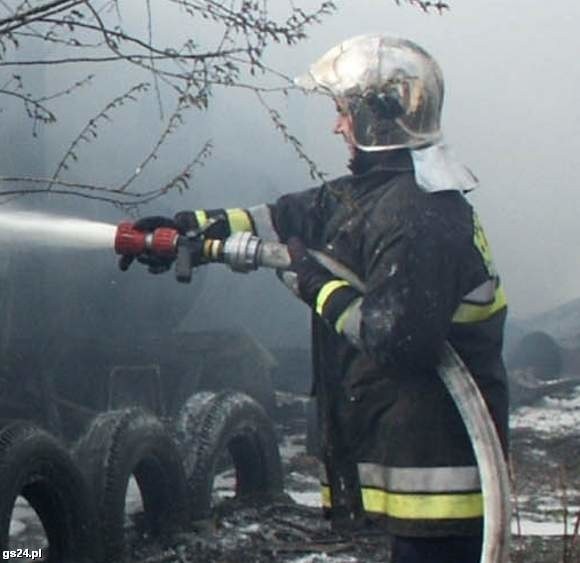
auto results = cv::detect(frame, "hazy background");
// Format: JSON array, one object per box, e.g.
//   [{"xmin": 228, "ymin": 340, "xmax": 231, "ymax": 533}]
[{"xmin": 1, "ymin": 0, "xmax": 579, "ymax": 351}]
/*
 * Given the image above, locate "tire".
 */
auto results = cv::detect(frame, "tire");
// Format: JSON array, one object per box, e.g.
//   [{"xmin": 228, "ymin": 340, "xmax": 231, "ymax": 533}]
[
  {"xmin": 74, "ymin": 408, "xmax": 188, "ymax": 562},
  {"xmin": 0, "ymin": 420, "xmax": 99, "ymax": 563},
  {"xmin": 175, "ymin": 391, "xmax": 284, "ymax": 520},
  {"xmin": 507, "ymin": 331, "xmax": 562, "ymax": 380},
  {"xmin": 189, "ymin": 330, "xmax": 278, "ymax": 416}
]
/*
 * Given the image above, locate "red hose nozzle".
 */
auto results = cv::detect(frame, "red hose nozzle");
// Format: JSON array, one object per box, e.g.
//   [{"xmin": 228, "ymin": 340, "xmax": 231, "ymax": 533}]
[
  {"xmin": 114, "ymin": 221, "xmax": 179, "ymax": 257},
  {"xmin": 115, "ymin": 221, "xmax": 146, "ymax": 255}
]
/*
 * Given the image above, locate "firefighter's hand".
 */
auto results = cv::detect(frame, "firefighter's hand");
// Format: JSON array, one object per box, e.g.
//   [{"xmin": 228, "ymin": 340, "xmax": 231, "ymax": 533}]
[
  {"xmin": 118, "ymin": 215, "xmax": 178, "ymax": 274},
  {"xmin": 281, "ymin": 237, "xmax": 335, "ymax": 307},
  {"xmin": 174, "ymin": 210, "xmax": 228, "ymax": 240},
  {"xmin": 134, "ymin": 215, "xmax": 177, "ymax": 232},
  {"xmin": 173, "ymin": 211, "xmax": 199, "ymax": 235}
]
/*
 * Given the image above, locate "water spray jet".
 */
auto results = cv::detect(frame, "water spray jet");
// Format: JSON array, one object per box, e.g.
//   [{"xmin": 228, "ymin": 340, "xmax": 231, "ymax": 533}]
[{"xmin": 0, "ymin": 211, "xmax": 116, "ymax": 249}]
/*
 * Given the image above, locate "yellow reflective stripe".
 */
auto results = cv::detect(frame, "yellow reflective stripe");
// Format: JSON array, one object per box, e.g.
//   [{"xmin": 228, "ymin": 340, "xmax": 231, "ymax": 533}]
[
  {"xmin": 226, "ymin": 208, "xmax": 253, "ymax": 233},
  {"xmin": 210, "ymin": 240, "xmax": 222, "ymax": 259},
  {"xmin": 203, "ymin": 240, "xmax": 212, "ymax": 258},
  {"xmin": 194, "ymin": 210, "xmax": 208, "ymax": 227},
  {"xmin": 452, "ymin": 285, "xmax": 507, "ymax": 324},
  {"xmin": 315, "ymin": 280, "xmax": 350, "ymax": 316},
  {"xmin": 321, "ymin": 486, "xmax": 483, "ymax": 520},
  {"xmin": 473, "ymin": 212, "xmax": 497, "ymax": 277},
  {"xmin": 361, "ymin": 489, "xmax": 484, "ymax": 520},
  {"xmin": 335, "ymin": 298, "xmax": 359, "ymax": 334},
  {"xmin": 203, "ymin": 239, "xmax": 222, "ymax": 260}
]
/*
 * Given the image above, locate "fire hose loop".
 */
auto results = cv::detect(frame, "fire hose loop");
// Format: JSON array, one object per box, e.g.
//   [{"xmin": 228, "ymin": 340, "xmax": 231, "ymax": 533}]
[{"xmin": 253, "ymin": 240, "xmax": 511, "ymax": 563}]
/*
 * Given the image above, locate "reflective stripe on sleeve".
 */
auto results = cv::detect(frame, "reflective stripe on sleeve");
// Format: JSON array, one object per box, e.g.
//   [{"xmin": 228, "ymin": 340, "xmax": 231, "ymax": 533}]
[
  {"xmin": 335, "ymin": 296, "xmax": 363, "ymax": 347},
  {"xmin": 462, "ymin": 279, "xmax": 496, "ymax": 304},
  {"xmin": 203, "ymin": 239, "xmax": 222, "ymax": 260},
  {"xmin": 247, "ymin": 204, "xmax": 279, "ymax": 240},
  {"xmin": 321, "ymin": 487, "xmax": 484, "ymax": 520},
  {"xmin": 225, "ymin": 208, "xmax": 253, "ymax": 233},
  {"xmin": 452, "ymin": 285, "xmax": 507, "ymax": 324},
  {"xmin": 194, "ymin": 210, "xmax": 208, "ymax": 227},
  {"xmin": 315, "ymin": 280, "xmax": 351, "ymax": 316}
]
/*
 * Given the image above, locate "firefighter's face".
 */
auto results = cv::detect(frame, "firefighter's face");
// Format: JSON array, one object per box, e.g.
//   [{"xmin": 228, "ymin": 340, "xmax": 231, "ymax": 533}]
[{"xmin": 334, "ymin": 101, "xmax": 356, "ymax": 157}]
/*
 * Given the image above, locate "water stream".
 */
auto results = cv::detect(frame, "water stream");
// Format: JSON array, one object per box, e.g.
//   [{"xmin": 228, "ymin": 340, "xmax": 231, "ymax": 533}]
[{"xmin": 0, "ymin": 211, "xmax": 116, "ymax": 249}]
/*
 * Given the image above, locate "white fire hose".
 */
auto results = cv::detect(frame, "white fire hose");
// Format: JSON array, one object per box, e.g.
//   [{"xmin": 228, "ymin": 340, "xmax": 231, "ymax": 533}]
[{"xmin": 221, "ymin": 232, "xmax": 511, "ymax": 563}]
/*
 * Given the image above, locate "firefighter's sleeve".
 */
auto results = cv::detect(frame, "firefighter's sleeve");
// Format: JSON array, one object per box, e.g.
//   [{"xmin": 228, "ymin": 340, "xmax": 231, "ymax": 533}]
[
  {"xmin": 174, "ymin": 208, "xmax": 255, "ymax": 239},
  {"xmin": 261, "ymin": 185, "xmax": 327, "ymax": 245},
  {"xmin": 176, "ymin": 185, "xmax": 325, "ymax": 246},
  {"xmin": 316, "ymin": 217, "xmax": 468, "ymax": 369}
]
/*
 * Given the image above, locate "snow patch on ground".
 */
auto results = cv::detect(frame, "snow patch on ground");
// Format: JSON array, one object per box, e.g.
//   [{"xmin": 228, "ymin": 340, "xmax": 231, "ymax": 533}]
[
  {"xmin": 511, "ymin": 387, "xmax": 580, "ymax": 433},
  {"xmin": 289, "ymin": 555, "xmax": 358, "ymax": 563},
  {"xmin": 280, "ymin": 434, "xmax": 307, "ymax": 462},
  {"xmin": 288, "ymin": 490, "xmax": 322, "ymax": 508},
  {"xmin": 513, "ymin": 518, "xmax": 576, "ymax": 537}
]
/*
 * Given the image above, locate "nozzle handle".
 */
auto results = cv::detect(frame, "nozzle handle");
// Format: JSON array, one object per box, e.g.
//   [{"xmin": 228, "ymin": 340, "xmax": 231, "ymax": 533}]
[{"xmin": 175, "ymin": 237, "xmax": 192, "ymax": 284}]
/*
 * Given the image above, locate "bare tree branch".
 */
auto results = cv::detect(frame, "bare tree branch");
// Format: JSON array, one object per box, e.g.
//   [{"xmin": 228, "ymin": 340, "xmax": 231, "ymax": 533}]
[
  {"xmin": 0, "ymin": 0, "xmax": 84, "ymax": 34},
  {"xmin": 396, "ymin": 0, "xmax": 449, "ymax": 13},
  {"xmin": 0, "ymin": 0, "xmax": 338, "ymax": 207},
  {"xmin": 48, "ymin": 82, "xmax": 151, "ymax": 188},
  {"xmin": 0, "ymin": 138, "xmax": 212, "ymax": 209}
]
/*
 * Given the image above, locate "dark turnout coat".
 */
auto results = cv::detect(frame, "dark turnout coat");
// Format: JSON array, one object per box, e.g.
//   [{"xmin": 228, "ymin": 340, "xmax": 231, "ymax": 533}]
[
  {"xmin": 197, "ymin": 150, "xmax": 508, "ymax": 536},
  {"xmin": 259, "ymin": 150, "xmax": 508, "ymax": 537}
]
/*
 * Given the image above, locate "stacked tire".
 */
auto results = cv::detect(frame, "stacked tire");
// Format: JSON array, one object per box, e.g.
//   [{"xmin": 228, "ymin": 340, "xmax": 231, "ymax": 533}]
[
  {"xmin": 0, "ymin": 420, "xmax": 99, "ymax": 563},
  {"xmin": 1, "ymin": 391, "xmax": 284, "ymax": 562},
  {"xmin": 74, "ymin": 408, "xmax": 189, "ymax": 562},
  {"xmin": 175, "ymin": 391, "xmax": 285, "ymax": 520}
]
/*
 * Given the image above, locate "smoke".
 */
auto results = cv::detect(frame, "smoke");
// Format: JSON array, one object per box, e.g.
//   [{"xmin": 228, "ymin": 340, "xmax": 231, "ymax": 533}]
[{"xmin": 1, "ymin": 0, "xmax": 578, "ymax": 357}]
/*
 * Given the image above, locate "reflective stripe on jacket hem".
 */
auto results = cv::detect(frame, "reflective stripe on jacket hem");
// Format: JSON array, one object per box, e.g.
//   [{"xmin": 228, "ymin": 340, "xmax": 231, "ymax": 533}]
[
  {"xmin": 320, "ymin": 463, "xmax": 481, "ymax": 493},
  {"xmin": 321, "ymin": 486, "xmax": 484, "ymax": 520},
  {"xmin": 358, "ymin": 463, "xmax": 480, "ymax": 492}
]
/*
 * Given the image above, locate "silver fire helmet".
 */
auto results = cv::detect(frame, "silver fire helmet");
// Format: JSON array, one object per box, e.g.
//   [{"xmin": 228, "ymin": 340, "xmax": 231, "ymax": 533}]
[{"xmin": 295, "ymin": 34, "xmax": 444, "ymax": 151}]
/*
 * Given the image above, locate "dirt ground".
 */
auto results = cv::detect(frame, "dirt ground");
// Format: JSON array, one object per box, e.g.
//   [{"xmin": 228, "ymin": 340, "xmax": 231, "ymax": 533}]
[
  {"xmin": 509, "ymin": 386, "xmax": 580, "ymax": 563},
  {"xmin": 7, "ymin": 386, "xmax": 578, "ymax": 562},
  {"xmin": 129, "ymin": 385, "xmax": 580, "ymax": 563}
]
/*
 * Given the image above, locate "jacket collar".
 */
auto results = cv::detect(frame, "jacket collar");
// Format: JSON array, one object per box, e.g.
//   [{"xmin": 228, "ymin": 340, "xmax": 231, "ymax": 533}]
[
  {"xmin": 348, "ymin": 148, "xmax": 414, "ymax": 176},
  {"xmin": 349, "ymin": 144, "xmax": 478, "ymax": 193}
]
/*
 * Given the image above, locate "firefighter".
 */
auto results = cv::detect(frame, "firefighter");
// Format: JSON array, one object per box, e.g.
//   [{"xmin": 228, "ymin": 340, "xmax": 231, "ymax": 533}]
[{"xmin": 120, "ymin": 35, "xmax": 509, "ymax": 563}]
